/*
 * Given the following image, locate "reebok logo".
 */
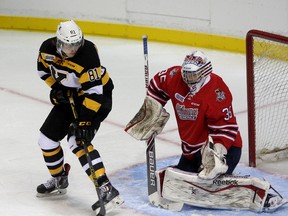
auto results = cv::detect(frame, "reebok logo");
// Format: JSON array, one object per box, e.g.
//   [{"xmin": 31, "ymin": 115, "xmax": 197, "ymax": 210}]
[{"xmin": 213, "ymin": 179, "xmax": 238, "ymax": 186}]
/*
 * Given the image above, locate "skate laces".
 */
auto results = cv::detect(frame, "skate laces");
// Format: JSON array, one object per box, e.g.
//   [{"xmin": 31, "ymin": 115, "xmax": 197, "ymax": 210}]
[
  {"xmin": 43, "ymin": 177, "xmax": 58, "ymax": 189},
  {"xmin": 98, "ymin": 182, "xmax": 113, "ymax": 198},
  {"xmin": 100, "ymin": 182, "xmax": 111, "ymax": 192},
  {"xmin": 43, "ymin": 174, "xmax": 67, "ymax": 190}
]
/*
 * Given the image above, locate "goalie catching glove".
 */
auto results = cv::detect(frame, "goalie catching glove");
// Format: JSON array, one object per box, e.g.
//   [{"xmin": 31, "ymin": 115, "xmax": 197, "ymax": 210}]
[
  {"xmin": 198, "ymin": 141, "xmax": 228, "ymax": 180},
  {"xmin": 125, "ymin": 96, "xmax": 170, "ymax": 140}
]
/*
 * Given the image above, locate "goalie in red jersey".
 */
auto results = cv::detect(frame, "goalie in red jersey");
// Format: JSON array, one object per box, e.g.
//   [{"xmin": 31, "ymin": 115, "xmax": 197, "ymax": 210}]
[
  {"xmin": 147, "ymin": 50, "xmax": 242, "ymax": 178},
  {"xmin": 126, "ymin": 50, "xmax": 286, "ymax": 212}
]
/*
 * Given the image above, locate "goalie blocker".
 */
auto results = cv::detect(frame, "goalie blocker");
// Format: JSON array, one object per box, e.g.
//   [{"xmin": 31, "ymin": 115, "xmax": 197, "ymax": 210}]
[
  {"xmin": 125, "ymin": 96, "xmax": 170, "ymax": 140},
  {"xmin": 154, "ymin": 167, "xmax": 287, "ymax": 212}
]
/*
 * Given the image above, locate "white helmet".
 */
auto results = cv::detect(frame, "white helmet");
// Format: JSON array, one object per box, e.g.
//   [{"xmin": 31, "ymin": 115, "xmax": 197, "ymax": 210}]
[
  {"xmin": 56, "ymin": 20, "xmax": 84, "ymax": 58},
  {"xmin": 181, "ymin": 50, "xmax": 212, "ymax": 86}
]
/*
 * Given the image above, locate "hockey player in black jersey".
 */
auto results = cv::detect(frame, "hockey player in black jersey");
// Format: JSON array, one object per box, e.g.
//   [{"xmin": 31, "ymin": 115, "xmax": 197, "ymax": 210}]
[{"xmin": 36, "ymin": 20, "xmax": 124, "ymax": 214}]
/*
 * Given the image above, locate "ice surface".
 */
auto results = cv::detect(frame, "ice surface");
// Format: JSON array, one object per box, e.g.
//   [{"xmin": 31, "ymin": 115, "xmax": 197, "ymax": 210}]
[{"xmin": 0, "ymin": 30, "xmax": 287, "ymax": 215}]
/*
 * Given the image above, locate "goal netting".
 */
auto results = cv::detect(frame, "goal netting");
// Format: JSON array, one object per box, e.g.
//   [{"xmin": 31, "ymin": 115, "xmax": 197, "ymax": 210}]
[{"xmin": 246, "ymin": 30, "xmax": 288, "ymax": 167}]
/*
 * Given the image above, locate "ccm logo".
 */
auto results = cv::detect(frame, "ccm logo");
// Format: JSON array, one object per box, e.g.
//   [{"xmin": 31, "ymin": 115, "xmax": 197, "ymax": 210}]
[{"xmin": 79, "ymin": 121, "xmax": 91, "ymax": 126}]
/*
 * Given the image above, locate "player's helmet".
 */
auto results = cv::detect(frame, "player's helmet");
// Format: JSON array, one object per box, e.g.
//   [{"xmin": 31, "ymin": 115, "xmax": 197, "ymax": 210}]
[
  {"xmin": 181, "ymin": 51, "xmax": 212, "ymax": 86},
  {"xmin": 56, "ymin": 20, "xmax": 84, "ymax": 58}
]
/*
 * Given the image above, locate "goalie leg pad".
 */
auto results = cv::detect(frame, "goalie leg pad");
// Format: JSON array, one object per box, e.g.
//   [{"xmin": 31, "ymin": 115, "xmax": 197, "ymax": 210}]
[
  {"xmin": 162, "ymin": 167, "xmax": 273, "ymax": 212},
  {"xmin": 148, "ymin": 191, "xmax": 184, "ymax": 212},
  {"xmin": 146, "ymin": 168, "xmax": 184, "ymax": 211}
]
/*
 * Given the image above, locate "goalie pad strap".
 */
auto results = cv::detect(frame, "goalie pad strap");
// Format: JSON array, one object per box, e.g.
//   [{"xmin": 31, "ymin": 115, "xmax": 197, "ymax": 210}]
[
  {"xmin": 161, "ymin": 167, "xmax": 270, "ymax": 212},
  {"xmin": 125, "ymin": 96, "xmax": 170, "ymax": 140}
]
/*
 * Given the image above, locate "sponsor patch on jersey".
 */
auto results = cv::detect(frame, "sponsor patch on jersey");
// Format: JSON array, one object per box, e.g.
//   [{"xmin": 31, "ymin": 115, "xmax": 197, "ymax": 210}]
[
  {"xmin": 176, "ymin": 103, "xmax": 198, "ymax": 120},
  {"xmin": 44, "ymin": 54, "xmax": 55, "ymax": 61},
  {"xmin": 191, "ymin": 102, "xmax": 200, "ymax": 106},
  {"xmin": 215, "ymin": 88, "xmax": 226, "ymax": 102},
  {"xmin": 175, "ymin": 93, "xmax": 185, "ymax": 102}
]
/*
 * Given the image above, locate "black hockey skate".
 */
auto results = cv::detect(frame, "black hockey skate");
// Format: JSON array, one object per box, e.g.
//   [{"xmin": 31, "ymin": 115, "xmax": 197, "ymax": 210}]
[
  {"xmin": 92, "ymin": 181, "xmax": 124, "ymax": 214},
  {"xmin": 36, "ymin": 163, "xmax": 70, "ymax": 197}
]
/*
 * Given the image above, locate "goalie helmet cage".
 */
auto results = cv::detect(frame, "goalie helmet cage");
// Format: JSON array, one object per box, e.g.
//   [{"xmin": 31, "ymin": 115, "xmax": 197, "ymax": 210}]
[{"xmin": 246, "ymin": 29, "xmax": 288, "ymax": 167}]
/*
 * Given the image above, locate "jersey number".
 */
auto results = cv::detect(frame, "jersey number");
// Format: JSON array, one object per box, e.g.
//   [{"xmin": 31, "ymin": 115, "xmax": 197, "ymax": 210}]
[
  {"xmin": 87, "ymin": 68, "xmax": 101, "ymax": 82},
  {"xmin": 158, "ymin": 69, "xmax": 168, "ymax": 83},
  {"xmin": 223, "ymin": 106, "xmax": 233, "ymax": 120}
]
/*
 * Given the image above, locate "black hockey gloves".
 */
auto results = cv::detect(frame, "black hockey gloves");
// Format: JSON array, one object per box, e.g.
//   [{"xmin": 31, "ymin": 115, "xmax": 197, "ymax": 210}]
[
  {"xmin": 50, "ymin": 89, "xmax": 69, "ymax": 105},
  {"xmin": 74, "ymin": 121, "xmax": 96, "ymax": 145}
]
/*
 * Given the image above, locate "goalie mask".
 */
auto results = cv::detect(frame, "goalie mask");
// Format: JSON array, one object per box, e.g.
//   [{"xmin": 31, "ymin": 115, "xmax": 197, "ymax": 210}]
[
  {"xmin": 56, "ymin": 20, "xmax": 84, "ymax": 58},
  {"xmin": 181, "ymin": 51, "xmax": 212, "ymax": 87}
]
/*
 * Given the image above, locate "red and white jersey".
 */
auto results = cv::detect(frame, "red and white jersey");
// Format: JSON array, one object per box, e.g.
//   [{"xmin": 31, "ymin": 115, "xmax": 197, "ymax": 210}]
[{"xmin": 147, "ymin": 66, "xmax": 242, "ymax": 159}]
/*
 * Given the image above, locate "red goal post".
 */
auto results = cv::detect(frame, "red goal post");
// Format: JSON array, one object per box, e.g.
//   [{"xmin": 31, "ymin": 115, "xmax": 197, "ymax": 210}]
[{"xmin": 246, "ymin": 30, "xmax": 288, "ymax": 167}]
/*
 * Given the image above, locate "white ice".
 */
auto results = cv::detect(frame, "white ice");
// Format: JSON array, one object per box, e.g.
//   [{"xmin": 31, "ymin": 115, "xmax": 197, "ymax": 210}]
[{"xmin": 0, "ymin": 30, "xmax": 287, "ymax": 216}]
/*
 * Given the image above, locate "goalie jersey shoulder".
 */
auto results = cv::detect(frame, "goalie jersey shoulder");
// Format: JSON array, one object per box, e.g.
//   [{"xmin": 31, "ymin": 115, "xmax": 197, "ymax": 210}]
[{"xmin": 147, "ymin": 66, "xmax": 183, "ymax": 105}]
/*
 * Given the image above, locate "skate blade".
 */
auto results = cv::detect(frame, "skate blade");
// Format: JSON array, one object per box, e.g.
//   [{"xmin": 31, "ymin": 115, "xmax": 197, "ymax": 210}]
[
  {"xmin": 36, "ymin": 188, "xmax": 67, "ymax": 198},
  {"xmin": 94, "ymin": 196, "xmax": 124, "ymax": 215},
  {"xmin": 264, "ymin": 198, "xmax": 288, "ymax": 212}
]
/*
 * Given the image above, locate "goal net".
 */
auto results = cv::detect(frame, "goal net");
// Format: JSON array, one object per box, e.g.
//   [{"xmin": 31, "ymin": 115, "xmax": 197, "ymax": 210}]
[{"xmin": 246, "ymin": 30, "xmax": 288, "ymax": 167}]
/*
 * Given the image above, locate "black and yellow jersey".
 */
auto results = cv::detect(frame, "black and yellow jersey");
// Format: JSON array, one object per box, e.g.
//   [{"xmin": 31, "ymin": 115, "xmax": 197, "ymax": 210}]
[{"xmin": 37, "ymin": 37, "xmax": 114, "ymax": 121}]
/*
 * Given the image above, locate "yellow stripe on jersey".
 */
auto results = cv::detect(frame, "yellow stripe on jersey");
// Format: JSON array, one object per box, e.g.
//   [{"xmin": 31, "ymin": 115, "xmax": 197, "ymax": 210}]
[
  {"xmin": 79, "ymin": 71, "xmax": 90, "ymax": 84},
  {"xmin": 42, "ymin": 146, "xmax": 62, "ymax": 157},
  {"xmin": 102, "ymin": 71, "xmax": 110, "ymax": 85},
  {"xmin": 44, "ymin": 76, "xmax": 56, "ymax": 87},
  {"xmin": 38, "ymin": 55, "xmax": 50, "ymax": 68},
  {"xmin": 96, "ymin": 67, "xmax": 102, "ymax": 80},
  {"xmin": 79, "ymin": 66, "xmax": 102, "ymax": 84},
  {"xmin": 83, "ymin": 97, "xmax": 101, "ymax": 112},
  {"xmin": 60, "ymin": 59, "xmax": 84, "ymax": 74},
  {"xmin": 40, "ymin": 53, "xmax": 84, "ymax": 74}
]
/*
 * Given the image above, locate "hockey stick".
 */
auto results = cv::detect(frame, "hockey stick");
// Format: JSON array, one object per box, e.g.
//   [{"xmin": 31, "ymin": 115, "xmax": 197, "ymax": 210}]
[
  {"xmin": 68, "ymin": 92, "xmax": 106, "ymax": 216},
  {"xmin": 142, "ymin": 35, "xmax": 158, "ymax": 201}
]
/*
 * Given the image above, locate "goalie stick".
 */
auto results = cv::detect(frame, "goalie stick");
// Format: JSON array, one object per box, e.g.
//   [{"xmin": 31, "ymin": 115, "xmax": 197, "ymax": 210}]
[
  {"xmin": 142, "ymin": 35, "xmax": 158, "ymax": 201},
  {"xmin": 68, "ymin": 92, "xmax": 106, "ymax": 216}
]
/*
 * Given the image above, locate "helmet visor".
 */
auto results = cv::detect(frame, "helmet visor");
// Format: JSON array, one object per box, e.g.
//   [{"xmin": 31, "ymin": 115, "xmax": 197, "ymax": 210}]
[
  {"xmin": 182, "ymin": 69, "xmax": 202, "ymax": 84},
  {"xmin": 60, "ymin": 40, "xmax": 82, "ymax": 58},
  {"xmin": 183, "ymin": 70, "xmax": 201, "ymax": 84}
]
